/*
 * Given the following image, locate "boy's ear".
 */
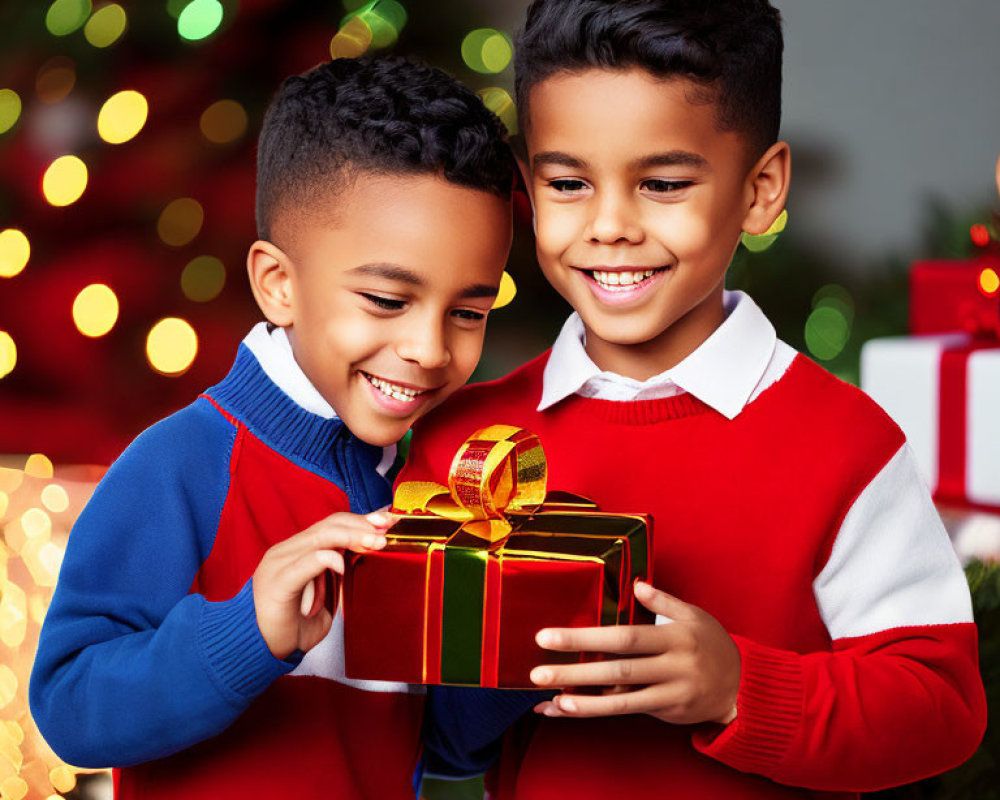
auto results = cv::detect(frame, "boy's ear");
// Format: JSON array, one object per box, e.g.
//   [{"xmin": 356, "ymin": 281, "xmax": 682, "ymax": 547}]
[
  {"xmin": 247, "ymin": 240, "xmax": 295, "ymax": 327},
  {"xmin": 741, "ymin": 141, "xmax": 791, "ymax": 236}
]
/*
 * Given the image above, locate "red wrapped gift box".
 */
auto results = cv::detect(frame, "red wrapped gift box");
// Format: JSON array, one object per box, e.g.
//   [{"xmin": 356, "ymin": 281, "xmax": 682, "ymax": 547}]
[
  {"xmin": 910, "ymin": 257, "xmax": 1000, "ymax": 335},
  {"xmin": 342, "ymin": 425, "xmax": 653, "ymax": 688}
]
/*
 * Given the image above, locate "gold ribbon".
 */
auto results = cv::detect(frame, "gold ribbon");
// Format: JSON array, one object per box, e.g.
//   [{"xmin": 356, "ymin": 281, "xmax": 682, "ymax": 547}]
[{"xmin": 393, "ymin": 425, "xmax": 547, "ymax": 542}]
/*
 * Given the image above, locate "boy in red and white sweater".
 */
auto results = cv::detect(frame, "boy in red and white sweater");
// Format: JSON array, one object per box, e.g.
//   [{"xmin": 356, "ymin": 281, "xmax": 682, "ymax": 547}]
[{"xmin": 400, "ymin": 1, "xmax": 987, "ymax": 797}]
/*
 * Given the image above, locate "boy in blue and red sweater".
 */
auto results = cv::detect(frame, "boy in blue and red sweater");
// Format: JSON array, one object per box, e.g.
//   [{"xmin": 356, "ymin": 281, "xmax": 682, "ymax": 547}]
[
  {"xmin": 401, "ymin": 1, "xmax": 987, "ymax": 797},
  {"xmin": 29, "ymin": 56, "xmax": 514, "ymax": 799}
]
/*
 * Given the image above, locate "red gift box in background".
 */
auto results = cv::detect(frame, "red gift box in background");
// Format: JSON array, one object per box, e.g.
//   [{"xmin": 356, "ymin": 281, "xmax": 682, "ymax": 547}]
[{"xmin": 909, "ymin": 257, "xmax": 1000, "ymax": 336}]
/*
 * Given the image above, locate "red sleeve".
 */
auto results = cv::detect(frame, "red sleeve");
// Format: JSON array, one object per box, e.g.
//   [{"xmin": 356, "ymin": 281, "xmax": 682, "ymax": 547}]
[{"xmin": 693, "ymin": 622, "xmax": 985, "ymax": 791}]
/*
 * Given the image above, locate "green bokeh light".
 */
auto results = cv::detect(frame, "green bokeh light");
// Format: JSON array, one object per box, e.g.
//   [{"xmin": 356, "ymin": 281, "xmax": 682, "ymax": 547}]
[
  {"xmin": 181, "ymin": 255, "xmax": 226, "ymax": 302},
  {"xmin": 0, "ymin": 90, "xmax": 22, "ymax": 135},
  {"xmin": 45, "ymin": 0, "xmax": 93, "ymax": 37},
  {"xmin": 811, "ymin": 283, "xmax": 855, "ymax": 324},
  {"xmin": 342, "ymin": 0, "xmax": 406, "ymax": 49},
  {"xmin": 84, "ymin": 3, "xmax": 127, "ymax": 47},
  {"xmin": 463, "ymin": 28, "xmax": 512, "ymax": 74},
  {"xmin": 741, "ymin": 231, "xmax": 778, "ymax": 252},
  {"xmin": 177, "ymin": 0, "xmax": 224, "ymax": 42},
  {"xmin": 166, "ymin": 0, "xmax": 189, "ymax": 18},
  {"xmin": 479, "ymin": 87, "xmax": 517, "ymax": 135},
  {"xmin": 804, "ymin": 306, "xmax": 850, "ymax": 361}
]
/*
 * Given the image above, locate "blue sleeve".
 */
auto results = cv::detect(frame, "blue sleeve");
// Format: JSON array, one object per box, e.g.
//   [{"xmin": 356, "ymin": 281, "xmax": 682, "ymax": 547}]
[
  {"xmin": 421, "ymin": 686, "xmax": 553, "ymax": 779},
  {"xmin": 29, "ymin": 399, "xmax": 297, "ymax": 769}
]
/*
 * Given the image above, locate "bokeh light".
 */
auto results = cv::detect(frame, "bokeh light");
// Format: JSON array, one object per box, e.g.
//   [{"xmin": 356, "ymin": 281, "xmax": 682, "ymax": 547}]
[
  {"xmin": 0, "ymin": 89, "xmax": 21, "ymax": 135},
  {"xmin": 35, "ymin": 57, "xmax": 76, "ymax": 104},
  {"xmin": 0, "ymin": 332, "xmax": 16, "ymax": 379},
  {"xmin": 40, "ymin": 485, "xmax": 70, "ymax": 514},
  {"xmin": 72, "ymin": 283, "xmax": 119, "ymax": 338},
  {"xmin": 805, "ymin": 306, "xmax": 851, "ymax": 361},
  {"xmin": 980, "ymin": 267, "xmax": 1000, "ymax": 297},
  {"xmin": 166, "ymin": 0, "xmax": 189, "ymax": 18},
  {"xmin": 84, "ymin": 4, "xmax": 128, "ymax": 48},
  {"xmin": 462, "ymin": 28, "xmax": 512, "ymax": 74},
  {"xmin": 146, "ymin": 318, "xmax": 198, "ymax": 375},
  {"xmin": 21, "ymin": 509, "xmax": 52, "ymax": 541},
  {"xmin": 478, "ymin": 87, "xmax": 517, "ymax": 134},
  {"xmin": 97, "ymin": 89, "xmax": 148, "ymax": 144},
  {"xmin": 157, "ymin": 197, "xmax": 204, "ymax": 246},
  {"xmin": 342, "ymin": 0, "xmax": 407, "ymax": 50},
  {"xmin": 741, "ymin": 232, "xmax": 778, "ymax": 252},
  {"xmin": 0, "ymin": 229, "xmax": 30, "ymax": 279},
  {"xmin": 45, "ymin": 0, "xmax": 93, "ymax": 36},
  {"xmin": 24, "ymin": 454, "xmax": 54, "ymax": 479},
  {"xmin": 200, "ymin": 99, "xmax": 248, "ymax": 144},
  {"xmin": 492, "ymin": 271, "xmax": 517, "ymax": 310},
  {"xmin": 330, "ymin": 15, "xmax": 374, "ymax": 59},
  {"xmin": 177, "ymin": 0, "xmax": 224, "ymax": 42},
  {"xmin": 812, "ymin": 283, "xmax": 856, "ymax": 325},
  {"xmin": 42, "ymin": 155, "xmax": 88, "ymax": 206},
  {"xmin": 181, "ymin": 255, "xmax": 226, "ymax": 302}
]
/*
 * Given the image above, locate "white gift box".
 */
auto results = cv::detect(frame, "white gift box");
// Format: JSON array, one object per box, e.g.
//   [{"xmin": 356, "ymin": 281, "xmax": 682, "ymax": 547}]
[{"xmin": 860, "ymin": 334, "xmax": 1000, "ymax": 510}]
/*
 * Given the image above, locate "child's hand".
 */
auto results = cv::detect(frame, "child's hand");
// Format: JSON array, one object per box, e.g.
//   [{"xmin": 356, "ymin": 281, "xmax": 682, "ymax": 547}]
[
  {"xmin": 529, "ymin": 581, "xmax": 740, "ymax": 726},
  {"xmin": 251, "ymin": 510, "xmax": 394, "ymax": 660}
]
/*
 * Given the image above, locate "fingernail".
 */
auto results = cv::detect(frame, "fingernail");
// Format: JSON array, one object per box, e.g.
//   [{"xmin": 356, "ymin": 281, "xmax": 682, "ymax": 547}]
[
  {"xmin": 368, "ymin": 512, "xmax": 390, "ymax": 527},
  {"xmin": 530, "ymin": 667, "xmax": 552, "ymax": 685},
  {"xmin": 558, "ymin": 696, "xmax": 577, "ymax": 713},
  {"xmin": 362, "ymin": 534, "xmax": 378, "ymax": 547},
  {"xmin": 542, "ymin": 704, "xmax": 560, "ymax": 717},
  {"xmin": 536, "ymin": 630, "xmax": 554, "ymax": 647},
  {"xmin": 634, "ymin": 580, "xmax": 651, "ymax": 596}
]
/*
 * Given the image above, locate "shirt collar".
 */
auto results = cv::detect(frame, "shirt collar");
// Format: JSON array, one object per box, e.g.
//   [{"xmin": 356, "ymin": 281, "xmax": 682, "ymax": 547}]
[
  {"xmin": 538, "ymin": 290, "xmax": 777, "ymax": 420},
  {"xmin": 242, "ymin": 323, "xmax": 397, "ymax": 476}
]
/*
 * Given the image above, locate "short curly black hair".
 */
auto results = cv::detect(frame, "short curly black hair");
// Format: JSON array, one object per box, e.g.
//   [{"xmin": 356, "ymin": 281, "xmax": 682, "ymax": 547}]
[
  {"xmin": 515, "ymin": 0, "xmax": 783, "ymax": 159},
  {"xmin": 255, "ymin": 56, "xmax": 514, "ymax": 240}
]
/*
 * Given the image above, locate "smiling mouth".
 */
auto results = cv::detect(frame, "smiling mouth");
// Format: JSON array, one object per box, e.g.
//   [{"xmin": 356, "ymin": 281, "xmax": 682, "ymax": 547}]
[
  {"xmin": 581, "ymin": 266, "xmax": 670, "ymax": 292},
  {"xmin": 361, "ymin": 372, "xmax": 431, "ymax": 404}
]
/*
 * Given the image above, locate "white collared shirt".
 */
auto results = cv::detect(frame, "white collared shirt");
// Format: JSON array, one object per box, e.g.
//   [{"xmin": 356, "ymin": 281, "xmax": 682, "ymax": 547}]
[
  {"xmin": 243, "ymin": 323, "xmax": 397, "ymax": 476},
  {"xmin": 538, "ymin": 290, "xmax": 798, "ymax": 419}
]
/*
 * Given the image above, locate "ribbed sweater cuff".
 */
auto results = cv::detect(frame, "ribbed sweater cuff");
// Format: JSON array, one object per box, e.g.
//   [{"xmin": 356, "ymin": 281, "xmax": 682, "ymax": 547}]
[
  {"xmin": 692, "ymin": 635, "xmax": 804, "ymax": 772},
  {"xmin": 198, "ymin": 580, "xmax": 298, "ymax": 706}
]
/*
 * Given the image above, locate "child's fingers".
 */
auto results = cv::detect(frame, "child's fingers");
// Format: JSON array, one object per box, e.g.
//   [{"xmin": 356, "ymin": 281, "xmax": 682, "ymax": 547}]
[
  {"xmin": 633, "ymin": 581, "xmax": 698, "ymax": 622},
  {"xmin": 535, "ymin": 623, "xmax": 667, "ymax": 655},
  {"xmin": 300, "ymin": 579, "xmax": 316, "ymax": 617},
  {"xmin": 365, "ymin": 510, "xmax": 398, "ymax": 530},
  {"xmin": 540, "ymin": 685, "xmax": 675, "ymax": 719},
  {"xmin": 280, "ymin": 549, "xmax": 345, "ymax": 601},
  {"xmin": 530, "ymin": 654, "xmax": 673, "ymax": 689}
]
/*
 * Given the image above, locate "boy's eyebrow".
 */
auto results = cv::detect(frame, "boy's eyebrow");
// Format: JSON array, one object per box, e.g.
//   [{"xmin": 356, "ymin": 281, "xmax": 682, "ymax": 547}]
[
  {"xmin": 532, "ymin": 151, "xmax": 587, "ymax": 170},
  {"xmin": 633, "ymin": 151, "xmax": 709, "ymax": 170},
  {"xmin": 348, "ymin": 262, "xmax": 498, "ymax": 300}
]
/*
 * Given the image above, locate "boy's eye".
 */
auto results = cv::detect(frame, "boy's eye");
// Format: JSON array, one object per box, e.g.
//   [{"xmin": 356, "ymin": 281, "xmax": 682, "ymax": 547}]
[
  {"xmin": 360, "ymin": 293, "xmax": 406, "ymax": 311},
  {"xmin": 641, "ymin": 178, "xmax": 693, "ymax": 193},
  {"xmin": 548, "ymin": 178, "xmax": 589, "ymax": 193},
  {"xmin": 451, "ymin": 308, "xmax": 486, "ymax": 322}
]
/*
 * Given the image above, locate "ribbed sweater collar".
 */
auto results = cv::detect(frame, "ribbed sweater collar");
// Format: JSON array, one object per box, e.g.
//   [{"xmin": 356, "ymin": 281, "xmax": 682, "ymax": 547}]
[
  {"xmin": 205, "ymin": 344, "xmax": 384, "ymax": 479},
  {"xmin": 554, "ymin": 383, "xmax": 717, "ymax": 424}
]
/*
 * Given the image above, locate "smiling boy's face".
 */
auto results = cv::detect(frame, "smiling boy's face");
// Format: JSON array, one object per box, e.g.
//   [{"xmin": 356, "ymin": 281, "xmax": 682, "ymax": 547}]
[
  {"xmin": 250, "ymin": 173, "xmax": 512, "ymax": 447},
  {"xmin": 524, "ymin": 68, "xmax": 786, "ymax": 379}
]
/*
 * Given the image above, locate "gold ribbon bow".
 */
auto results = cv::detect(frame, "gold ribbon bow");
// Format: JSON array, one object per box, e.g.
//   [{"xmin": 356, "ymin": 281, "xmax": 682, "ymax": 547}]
[{"xmin": 393, "ymin": 425, "xmax": 547, "ymax": 542}]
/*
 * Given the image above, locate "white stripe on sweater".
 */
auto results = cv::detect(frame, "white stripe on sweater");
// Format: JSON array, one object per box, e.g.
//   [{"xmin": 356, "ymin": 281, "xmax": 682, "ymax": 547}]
[{"xmin": 814, "ymin": 442, "xmax": 972, "ymax": 641}]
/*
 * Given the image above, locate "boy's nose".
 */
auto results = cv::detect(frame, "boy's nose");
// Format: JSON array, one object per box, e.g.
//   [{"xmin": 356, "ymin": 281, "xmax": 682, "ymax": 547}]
[
  {"xmin": 585, "ymin": 192, "xmax": 643, "ymax": 244},
  {"xmin": 395, "ymin": 322, "xmax": 451, "ymax": 370}
]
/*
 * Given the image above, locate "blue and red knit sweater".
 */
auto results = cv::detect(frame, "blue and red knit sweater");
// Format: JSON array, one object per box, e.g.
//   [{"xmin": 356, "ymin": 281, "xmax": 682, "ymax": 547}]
[{"xmin": 30, "ymin": 342, "xmax": 425, "ymax": 799}]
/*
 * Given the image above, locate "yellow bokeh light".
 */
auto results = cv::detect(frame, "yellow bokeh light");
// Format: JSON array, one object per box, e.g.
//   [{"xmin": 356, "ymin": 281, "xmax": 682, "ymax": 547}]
[
  {"xmin": 48, "ymin": 766, "xmax": 75, "ymax": 794},
  {"xmin": 0, "ymin": 776, "xmax": 27, "ymax": 800},
  {"xmin": 41, "ymin": 484, "xmax": 69, "ymax": 513},
  {"xmin": 1, "ymin": 722, "xmax": 23, "ymax": 747},
  {"xmin": 200, "ymin": 99, "xmax": 248, "ymax": 144},
  {"xmin": 45, "ymin": 0, "xmax": 92, "ymax": 36},
  {"xmin": 84, "ymin": 3, "xmax": 127, "ymax": 48},
  {"xmin": 480, "ymin": 33, "xmax": 513, "ymax": 73},
  {"xmin": 98, "ymin": 89, "xmax": 148, "ymax": 144},
  {"xmin": 492, "ymin": 271, "xmax": 517, "ymax": 310},
  {"xmin": 0, "ymin": 492, "xmax": 7, "ymax": 519},
  {"xmin": 42, "ymin": 155, "xmax": 88, "ymax": 207},
  {"xmin": 478, "ymin": 87, "xmax": 517, "ymax": 135},
  {"xmin": 0, "ymin": 89, "xmax": 21, "ymax": 135},
  {"xmin": 0, "ymin": 663, "xmax": 19, "ymax": 707},
  {"xmin": 146, "ymin": 318, "xmax": 198, "ymax": 376},
  {"xmin": 20, "ymin": 509, "xmax": 51, "ymax": 540},
  {"xmin": 330, "ymin": 15, "xmax": 373, "ymax": 58},
  {"xmin": 0, "ymin": 229, "xmax": 30, "ymax": 278},
  {"xmin": 979, "ymin": 267, "xmax": 1000, "ymax": 297},
  {"xmin": 72, "ymin": 283, "xmax": 119, "ymax": 338},
  {"xmin": 0, "ymin": 332, "xmax": 16, "ymax": 379},
  {"xmin": 24, "ymin": 454, "xmax": 54, "ymax": 479},
  {"xmin": 36, "ymin": 57, "xmax": 76, "ymax": 104},
  {"xmin": 157, "ymin": 198, "xmax": 204, "ymax": 247},
  {"xmin": 0, "ymin": 469, "xmax": 22, "ymax": 494},
  {"xmin": 181, "ymin": 255, "xmax": 226, "ymax": 302}
]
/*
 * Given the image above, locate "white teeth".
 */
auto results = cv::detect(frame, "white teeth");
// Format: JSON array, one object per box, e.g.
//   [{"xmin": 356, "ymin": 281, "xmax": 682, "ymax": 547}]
[
  {"xmin": 591, "ymin": 268, "xmax": 661, "ymax": 290},
  {"xmin": 364, "ymin": 373, "xmax": 425, "ymax": 403}
]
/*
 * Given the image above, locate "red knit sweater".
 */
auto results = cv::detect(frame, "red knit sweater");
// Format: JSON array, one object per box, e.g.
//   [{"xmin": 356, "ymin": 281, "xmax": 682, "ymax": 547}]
[{"xmin": 400, "ymin": 351, "xmax": 986, "ymax": 799}]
